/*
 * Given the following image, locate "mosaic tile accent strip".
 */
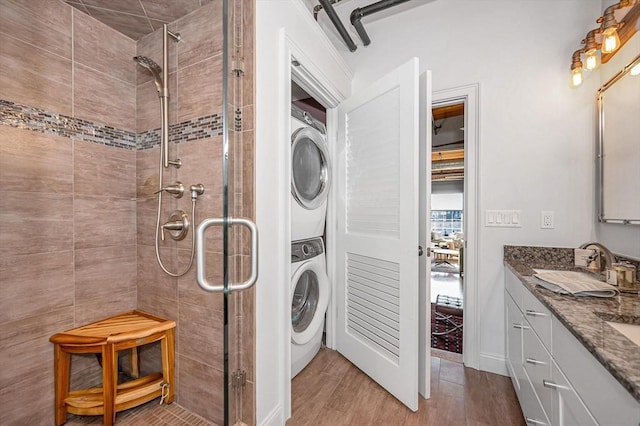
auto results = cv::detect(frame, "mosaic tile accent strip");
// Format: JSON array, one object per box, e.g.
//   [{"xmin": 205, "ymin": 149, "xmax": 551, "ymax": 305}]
[
  {"xmin": 1, "ymin": 99, "xmax": 229, "ymax": 151},
  {"xmin": 0, "ymin": 99, "xmax": 136, "ymax": 149}
]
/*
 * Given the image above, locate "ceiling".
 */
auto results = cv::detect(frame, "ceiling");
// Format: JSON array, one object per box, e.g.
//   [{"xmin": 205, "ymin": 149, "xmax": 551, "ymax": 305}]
[
  {"xmin": 64, "ymin": 0, "xmax": 211, "ymax": 40},
  {"xmin": 432, "ymin": 103, "xmax": 465, "ymax": 182}
]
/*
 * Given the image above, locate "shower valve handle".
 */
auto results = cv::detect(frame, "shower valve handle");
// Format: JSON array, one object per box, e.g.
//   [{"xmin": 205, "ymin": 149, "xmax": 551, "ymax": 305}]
[{"xmin": 154, "ymin": 181, "xmax": 184, "ymax": 198}]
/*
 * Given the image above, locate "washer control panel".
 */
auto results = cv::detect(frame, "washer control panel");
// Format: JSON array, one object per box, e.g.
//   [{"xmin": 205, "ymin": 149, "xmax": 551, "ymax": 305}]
[{"xmin": 291, "ymin": 237, "xmax": 324, "ymax": 263}]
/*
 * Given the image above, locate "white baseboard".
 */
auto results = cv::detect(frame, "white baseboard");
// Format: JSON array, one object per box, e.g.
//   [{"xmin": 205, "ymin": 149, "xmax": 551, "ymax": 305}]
[
  {"xmin": 479, "ymin": 352, "xmax": 508, "ymax": 376},
  {"xmin": 258, "ymin": 404, "xmax": 285, "ymax": 426}
]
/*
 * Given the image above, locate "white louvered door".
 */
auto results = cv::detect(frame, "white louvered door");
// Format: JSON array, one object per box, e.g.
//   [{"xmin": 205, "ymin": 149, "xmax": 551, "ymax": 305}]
[{"xmin": 335, "ymin": 58, "xmax": 423, "ymax": 411}]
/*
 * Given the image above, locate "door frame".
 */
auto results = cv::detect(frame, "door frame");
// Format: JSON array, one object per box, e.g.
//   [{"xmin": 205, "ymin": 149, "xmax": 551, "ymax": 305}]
[{"xmin": 432, "ymin": 83, "xmax": 480, "ymax": 370}]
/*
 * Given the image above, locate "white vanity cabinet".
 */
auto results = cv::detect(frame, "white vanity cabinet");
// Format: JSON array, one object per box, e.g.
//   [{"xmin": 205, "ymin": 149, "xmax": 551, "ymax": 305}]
[{"xmin": 504, "ymin": 268, "xmax": 622, "ymax": 426}]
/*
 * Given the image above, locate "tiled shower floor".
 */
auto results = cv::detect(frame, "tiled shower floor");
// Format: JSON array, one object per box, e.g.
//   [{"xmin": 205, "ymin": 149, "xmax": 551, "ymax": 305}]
[{"xmin": 64, "ymin": 400, "xmax": 217, "ymax": 425}]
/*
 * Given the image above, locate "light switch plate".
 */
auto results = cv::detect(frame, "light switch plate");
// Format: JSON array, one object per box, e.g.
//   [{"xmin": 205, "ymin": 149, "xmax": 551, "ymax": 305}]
[{"xmin": 485, "ymin": 210, "xmax": 522, "ymax": 228}]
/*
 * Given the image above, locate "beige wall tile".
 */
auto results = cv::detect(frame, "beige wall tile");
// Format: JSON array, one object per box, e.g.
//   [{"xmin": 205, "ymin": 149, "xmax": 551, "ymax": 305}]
[
  {"xmin": 0, "ymin": 251, "xmax": 74, "ymax": 322},
  {"xmin": 137, "ymin": 245, "xmax": 178, "ymax": 300},
  {"xmin": 74, "ymin": 290, "xmax": 136, "ymax": 326},
  {"xmin": 0, "ymin": 307, "xmax": 73, "ymax": 389},
  {"xmin": 0, "ymin": 371, "xmax": 53, "ymax": 425},
  {"xmin": 0, "ymin": 0, "xmax": 72, "ymax": 59},
  {"xmin": 177, "ymin": 55, "xmax": 223, "ymax": 123},
  {"xmin": 73, "ymin": 63, "xmax": 136, "ymax": 131},
  {"xmin": 0, "ymin": 126, "xmax": 73, "ymax": 193},
  {"xmin": 74, "ymin": 194, "xmax": 136, "ymax": 249},
  {"xmin": 177, "ymin": 302, "xmax": 223, "ymax": 368},
  {"xmin": 137, "ymin": 292, "xmax": 179, "ymax": 322},
  {"xmin": 142, "ymin": 0, "xmax": 201, "ymax": 23},
  {"xmin": 73, "ymin": 9, "xmax": 137, "ymax": 85},
  {"xmin": 0, "ymin": 191, "xmax": 73, "ymax": 256},
  {"xmin": 75, "ymin": 245, "xmax": 137, "ymax": 302},
  {"xmin": 177, "ymin": 355, "xmax": 224, "ymax": 423},
  {"xmin": 175, "ymin": 1, "xmax": 222, "ymax": 70},
  {"xmin": 177, "ymin": 249, "xmax": 224, "ymax": 310},
  {"xmin": 74, "ymin": 140, "xmax": 136, "ymax": 198},
  {"xmin": 82, "ymin": 6, "xmax": 153, "ymax": 41},
  {"xmin": 0, "ymin": 35, "xmax": 72, "ymax": 115},
  {"xmin": 136, "ymin": 72, "xmax": 178, "ymax": 132}
]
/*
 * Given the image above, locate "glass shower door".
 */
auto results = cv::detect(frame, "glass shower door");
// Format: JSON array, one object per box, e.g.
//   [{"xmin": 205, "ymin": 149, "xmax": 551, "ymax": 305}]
[{"xmin": 194, "ymin": 0, "xmax": 256, "ymax": 425}]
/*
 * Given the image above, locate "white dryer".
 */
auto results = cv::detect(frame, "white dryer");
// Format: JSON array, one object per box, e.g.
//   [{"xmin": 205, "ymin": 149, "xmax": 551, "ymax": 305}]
[
  {"xmin": 290, "ymin": 237, "xmax": 330, "ymax": 378},
  {"xmin": 291, "ymin": 105, "xmax": 331, "ymax": 241}
]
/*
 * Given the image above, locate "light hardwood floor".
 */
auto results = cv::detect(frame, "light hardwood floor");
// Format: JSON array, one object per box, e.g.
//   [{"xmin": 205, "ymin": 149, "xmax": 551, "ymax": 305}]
[{"xmin": 287, "ymin": 348, "xmax": 525, "ymax": 426}]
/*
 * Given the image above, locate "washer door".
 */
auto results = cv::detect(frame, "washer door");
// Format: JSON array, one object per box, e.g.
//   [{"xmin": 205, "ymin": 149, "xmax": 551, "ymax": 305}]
[
  {"xmin": 291, "ymin": 260, "xmax": 330, "ymax": 345},
  {"xmin": 291, "ymin": 127, "xmax": 331, "ymax": 210}
]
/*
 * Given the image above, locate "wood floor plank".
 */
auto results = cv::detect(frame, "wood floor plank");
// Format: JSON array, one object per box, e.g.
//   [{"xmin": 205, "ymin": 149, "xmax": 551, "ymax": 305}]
[{"xmin": 288, "ymin": 348, "xmax": 525, "ymax": 426}]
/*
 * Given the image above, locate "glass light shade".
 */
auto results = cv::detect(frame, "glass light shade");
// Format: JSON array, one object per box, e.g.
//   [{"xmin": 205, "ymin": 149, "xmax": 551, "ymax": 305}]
[
  {"xmin": 601, "ymin": 27, "xmax": 620, "ymax": 54},
  {"xmin": 584, "ymin": 49, "xmax": 600, "ymax": 71},
  {"xmin": 570, "ymin": 68, "xmax": 583, "ymax": 87},
  {"xmin": 630, "ymin": 63, "xmax": 640, "ymax": 76}
]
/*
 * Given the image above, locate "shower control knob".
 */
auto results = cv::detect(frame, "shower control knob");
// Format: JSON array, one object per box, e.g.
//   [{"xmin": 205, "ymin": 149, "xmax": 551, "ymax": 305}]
[
  {"xmin": 155, "ymin": 181, "xmax": 184, "ymax": 198},
  {"xmin": 189, "ymin": 184, "xmax": 205, "ymax": 200}
]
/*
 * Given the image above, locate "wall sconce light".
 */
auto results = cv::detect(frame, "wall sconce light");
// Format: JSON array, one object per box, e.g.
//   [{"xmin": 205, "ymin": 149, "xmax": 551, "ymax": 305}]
[
  {"xmin": 570, "ymin": 0, "xmax": 638, "ymax": 87},
  {"xmin": 582, "ymin": 29, "xmax": 601, "ymax": 71},
  {"xmin": 599, "ymin": 5, "xmax": 622, "ymax": 54},
  {"xmin": 570, "ymin": 50, "xmax": 584, "ymax": 87}
]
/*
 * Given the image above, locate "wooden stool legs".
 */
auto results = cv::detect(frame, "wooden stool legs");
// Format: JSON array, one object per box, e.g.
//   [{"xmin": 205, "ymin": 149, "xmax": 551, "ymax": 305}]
[
  {"xmin": 54, "ymin": 345, "xmax": 71, "ymax": 426},
  {"xmin": 160, "ymin": 328, "xmax": 175, "ymax": 404}
]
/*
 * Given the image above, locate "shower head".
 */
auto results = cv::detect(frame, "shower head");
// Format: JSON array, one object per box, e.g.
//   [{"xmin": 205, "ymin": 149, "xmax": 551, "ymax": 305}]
[{"xmin": 134, "ymin": 56, "xmax": 163, "ymax": 95}]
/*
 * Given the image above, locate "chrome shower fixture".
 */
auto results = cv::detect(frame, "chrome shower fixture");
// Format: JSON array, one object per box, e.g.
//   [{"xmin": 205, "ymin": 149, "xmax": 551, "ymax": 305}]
[
  {"xmin": 154, "ymin": 181, "xmax": 185, "ymax": 198},
  {"xmin": 189, "ymin": 184, "xmax": 205, "ymax": 200},
  {"xmin": 133, "ymin": 55, "xmax": 164, "ymax": 96}
]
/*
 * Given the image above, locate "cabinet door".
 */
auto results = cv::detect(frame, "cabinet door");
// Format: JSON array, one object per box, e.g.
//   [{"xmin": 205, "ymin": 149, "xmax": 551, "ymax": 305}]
[
  {"xmin": 547, "ymin": 360, "xmax": 597, "ymax": 426},
  {"xmin": 506, "ymin": 291, "xmax": 525, "ymax": 394}
]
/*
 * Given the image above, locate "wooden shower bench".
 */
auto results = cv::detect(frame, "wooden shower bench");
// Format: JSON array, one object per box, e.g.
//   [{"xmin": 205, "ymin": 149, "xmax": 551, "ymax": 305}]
[{"xmin": 50, "ymin": 310, "xmax": 176, "ymax": 426}]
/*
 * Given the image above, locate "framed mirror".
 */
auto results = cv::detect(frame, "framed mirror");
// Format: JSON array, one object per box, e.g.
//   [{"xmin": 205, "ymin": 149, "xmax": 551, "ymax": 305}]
[{"xmin": 597, "ymin": 52, "xmax": 640, "ymax": 225}]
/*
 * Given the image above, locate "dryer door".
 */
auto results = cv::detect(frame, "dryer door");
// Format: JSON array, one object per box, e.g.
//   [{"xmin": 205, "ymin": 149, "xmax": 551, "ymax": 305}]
[
  {"xmin": 291, "ymin": 260, "xmax": 330, "ymax": 345},
  {"xmin": 291, "ymin": 127, "xmax": 331, "ymax": 210}
]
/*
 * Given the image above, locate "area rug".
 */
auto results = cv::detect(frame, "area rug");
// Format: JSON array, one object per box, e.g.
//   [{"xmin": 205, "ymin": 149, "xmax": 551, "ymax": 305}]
[
  {"xmin": 431, "ymin": 303, "xmax": 463, "ymax": 354},
  {"xmin": 431, "ymin": 259, "xmax": 460, "ymax": 274}
]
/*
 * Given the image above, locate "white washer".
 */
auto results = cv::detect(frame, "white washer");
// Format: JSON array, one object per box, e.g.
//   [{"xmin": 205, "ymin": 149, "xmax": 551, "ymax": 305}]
[
  {"xmin": 291, "ymin": 237, "xmax": 330, "ymax": 378},
  {"xmin": 291, "ymin": 105, "xmax": 331, "ymax": 241}
]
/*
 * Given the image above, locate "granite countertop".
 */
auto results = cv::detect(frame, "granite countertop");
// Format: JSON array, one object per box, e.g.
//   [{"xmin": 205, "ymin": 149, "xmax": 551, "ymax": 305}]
[{"xmin": 504, "ymin": 259, "xmax": 640, "ymax": 403}]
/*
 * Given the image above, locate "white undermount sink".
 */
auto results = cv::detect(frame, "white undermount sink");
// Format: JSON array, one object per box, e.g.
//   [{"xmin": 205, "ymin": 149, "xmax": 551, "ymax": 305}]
[{"xmin": 606, "ymin": 322, "xmax": 640, "ymax": 346}]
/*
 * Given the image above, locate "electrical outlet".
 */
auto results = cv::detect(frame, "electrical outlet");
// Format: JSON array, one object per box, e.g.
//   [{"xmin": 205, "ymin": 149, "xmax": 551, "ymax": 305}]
[{"xmin": 541, "ymin": 211, "xmax": 554, "ymax": 229}]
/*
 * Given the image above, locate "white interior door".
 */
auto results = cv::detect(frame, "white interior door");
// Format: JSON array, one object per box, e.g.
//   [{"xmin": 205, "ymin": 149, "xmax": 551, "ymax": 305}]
[
  {"xmin": 335, "ymin": 58, "xmax": 425, "ymax": 411},
  {"xmin": 418, "ymin": 71, "xmax": 432, "ymax": 399}
]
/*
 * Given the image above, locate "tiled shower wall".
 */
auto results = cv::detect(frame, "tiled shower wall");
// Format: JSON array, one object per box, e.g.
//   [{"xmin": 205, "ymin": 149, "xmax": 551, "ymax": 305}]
[
  {"xmin": 0, "ymin": 1, "xmax": 137, "ymax": 423},
  {"xmin": 0, "ymin": 1, "xmax": 255, "ymax": 425}
]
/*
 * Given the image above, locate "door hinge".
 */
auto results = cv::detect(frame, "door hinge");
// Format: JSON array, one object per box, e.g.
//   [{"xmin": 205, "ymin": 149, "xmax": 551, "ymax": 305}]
[
  {"xmin": 231, "ymin": 369, "xmax": 246, "ymax": 390},
  {"xmin": 232, "ymin": 59, "xmax": 245, "ymax": 77}
]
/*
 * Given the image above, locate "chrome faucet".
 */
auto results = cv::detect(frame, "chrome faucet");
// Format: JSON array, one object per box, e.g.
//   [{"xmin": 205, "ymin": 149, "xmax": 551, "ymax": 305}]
[{"xmin": 579, "ymin": 241, "xmax": 616, "ymax": 272}]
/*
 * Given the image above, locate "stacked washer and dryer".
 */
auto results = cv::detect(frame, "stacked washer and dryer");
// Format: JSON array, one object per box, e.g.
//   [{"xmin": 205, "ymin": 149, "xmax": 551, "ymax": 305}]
[{"xmin": 290, "ymin": 104, "xmax": 332, "ymax": 378}]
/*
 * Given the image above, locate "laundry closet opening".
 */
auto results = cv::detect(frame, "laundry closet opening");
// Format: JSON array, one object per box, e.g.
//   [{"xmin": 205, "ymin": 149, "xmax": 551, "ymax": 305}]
[{"xmin": 289, "ymin": 80, "xmax": 331, "ymax": 379}]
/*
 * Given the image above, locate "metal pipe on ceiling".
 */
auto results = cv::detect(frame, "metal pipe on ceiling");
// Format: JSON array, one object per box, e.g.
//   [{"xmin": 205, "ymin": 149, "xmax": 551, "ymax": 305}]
[
  {"xmin": 318, "ymin": 0, "xmax": 358, "ymax": 52},
  {"xmin": 350, "ymin": 0, "xmax": 411, "ymax": 46}
]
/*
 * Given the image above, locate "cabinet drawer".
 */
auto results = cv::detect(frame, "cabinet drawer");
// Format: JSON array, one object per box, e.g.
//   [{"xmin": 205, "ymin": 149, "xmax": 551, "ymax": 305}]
[
  {"xmin": 506, "ymin": 269, "xmax": 523, "ymax": 310},
  {"xmin": 523, "ymin": 324, "xmax": 552, "ymax": 420},
  {"xmin": 506, "ymin": 291, "xmax": 525, "ymax": 394},
  {"xmin": 520, "ymin": 372, "xmax": 551, "ymax": 426},
  {"xmin": 547, "ymin": 359, "xmax": 597, "ymax": 426},
  {"xmin": 522, "ymin": 287, "xmax": 552, "ymax": 350},
  {"xmin": 552, "ymin": 316, "xmax": 640, "ymax": 426}
]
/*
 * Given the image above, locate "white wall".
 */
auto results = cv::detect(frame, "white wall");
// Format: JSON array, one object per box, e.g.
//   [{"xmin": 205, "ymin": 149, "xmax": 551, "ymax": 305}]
[
  {"xmin": 340, "ymin": 0, "xmax": 602, "ymax": 373},
  {"xmin": 432, "ymin": 193, "xmax": 463, "ymax": 211},
  {"xmin": 255, "ymin": 1, "xmax": 351, "ymax": 424}
]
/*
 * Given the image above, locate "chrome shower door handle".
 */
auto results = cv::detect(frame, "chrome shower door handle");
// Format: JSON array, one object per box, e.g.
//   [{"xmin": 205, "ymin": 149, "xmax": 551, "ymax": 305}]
[{"xmin": 195, "ymin": 217, "xmax": 258, "ymax": 293}]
